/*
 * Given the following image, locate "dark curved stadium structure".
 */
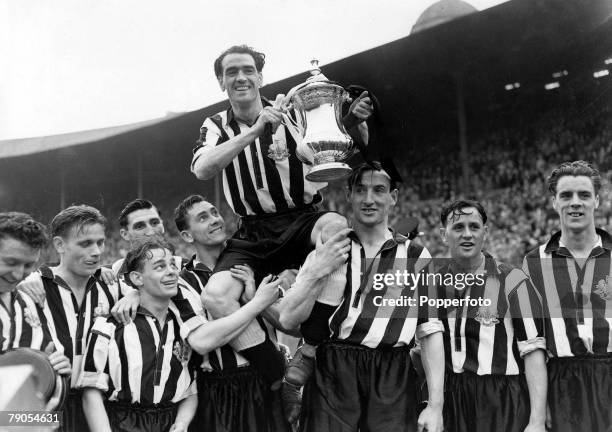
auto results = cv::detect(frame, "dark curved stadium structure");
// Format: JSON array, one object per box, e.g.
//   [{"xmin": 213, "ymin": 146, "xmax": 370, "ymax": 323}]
[{"xmin": 1, "ymin": 0, "xmax": 611, "ymax": 265}]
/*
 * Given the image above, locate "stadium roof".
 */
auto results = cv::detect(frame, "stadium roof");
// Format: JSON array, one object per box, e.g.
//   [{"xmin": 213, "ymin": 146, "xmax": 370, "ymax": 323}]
[
  {"xmin": 0, "ymin": 113, "xmax": 184, "ymax": 159},
  {"xmin": 1, "ymin": 0, "xmax": 610, "ymax": 159},
  {"xmin": 411, "ymin": 0, "xmax": 478, "ymax": 34}
]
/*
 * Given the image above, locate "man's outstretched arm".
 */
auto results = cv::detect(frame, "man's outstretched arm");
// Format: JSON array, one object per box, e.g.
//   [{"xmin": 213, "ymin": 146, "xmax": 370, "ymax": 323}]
[{"xmin": 188, "ymin": 275, "xmax": 280, "ymax": 355}]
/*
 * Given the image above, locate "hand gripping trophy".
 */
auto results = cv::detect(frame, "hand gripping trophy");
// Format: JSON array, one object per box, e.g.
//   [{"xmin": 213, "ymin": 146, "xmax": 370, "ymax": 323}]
[{"xmin": 275, "ymin": 59, "xmax": 356, "ymax": 182}]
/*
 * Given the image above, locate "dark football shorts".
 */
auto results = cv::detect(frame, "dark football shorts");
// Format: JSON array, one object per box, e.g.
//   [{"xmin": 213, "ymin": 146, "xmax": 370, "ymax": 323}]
[
  {"xmin": 105, "ymin": 401, "xmax": 177, "ymax": 432},
  {"xmin": 214, "ymin": 205, "xmax": 332, "ymax": 280},
  {"xmin": 443, "ymin": 371, "xmax": 530, "ymax": 432},
  {"xmin": 547, "ymin": 354, "xmax": 612, "ymax": 432},
  {"xmin": 299, "ymin": 341, "xmax": 418, "ymax": 432},
  {"xmin": 190, "ymin": 365, "xmax": 289, "ymax": 432},
  {"xmin": 60, "ymin": 389, "xmax": 89, "ymax": 432}
]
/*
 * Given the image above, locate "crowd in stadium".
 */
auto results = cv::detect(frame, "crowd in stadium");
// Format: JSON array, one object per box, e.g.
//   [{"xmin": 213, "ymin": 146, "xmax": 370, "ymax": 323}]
[{"xmin": 49, "ymin": 95, "xmax": 612, "ymax": 268}]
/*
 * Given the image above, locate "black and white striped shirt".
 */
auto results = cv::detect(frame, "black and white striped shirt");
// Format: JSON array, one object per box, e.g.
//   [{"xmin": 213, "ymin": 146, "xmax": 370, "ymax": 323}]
[
  {"xmin": 437, "ymin": 255, "xmax": 545, "ymax": 375},
  {"xmin": 191, "ymin": 100, "xmax": 325, "ymax": 217},
  {"xmin": 0, "ymin": 290, "xmax": 59, "ymax": 352},
  {"xmin": 78, "ymin": 306, "xmax": 196, "ymax": 405},
  {"xmin": 40, "ymin": 266, "xmax": 125, "ymax": 387},
  {"xmin": 523, "ymin": 229, "xmax": 612, "ymax": 357},
  {"xmin": 329, "ymin": 232, "xmax": 443, "ymax": 349},
  {"xmin": 179, "ymin": 256, "xmax": 250, "ymax": 371}
]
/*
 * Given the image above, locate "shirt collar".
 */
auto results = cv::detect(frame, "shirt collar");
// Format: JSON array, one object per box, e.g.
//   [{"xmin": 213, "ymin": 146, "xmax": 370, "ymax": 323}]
[
  {"xmin": 348, "ymin": 228, "xmax": 407, "ymax": 249},
  {"xmin": 183, "ymin": 254, "xmax": 213, "ymax": 274},
  {"xmin": 40, "ymin": 265, "xmax": 101, "ymax": 291},
  {"xmin": 136, "ymin": 305, "xmax": 178, "ymax": 323},
  {"xmin": 440, "ymin": 250, "xmax": 499, "ymax": 277},
  {"xmin": 544, "ymin": 228, "xmax": 612, "ymax": 256}
]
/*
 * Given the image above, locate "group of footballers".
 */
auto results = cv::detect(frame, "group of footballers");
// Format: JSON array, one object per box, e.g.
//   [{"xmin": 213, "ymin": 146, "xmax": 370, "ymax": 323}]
[{"xmin": 0, "ymin": 43, "xmax": 610, "ymax": 432}]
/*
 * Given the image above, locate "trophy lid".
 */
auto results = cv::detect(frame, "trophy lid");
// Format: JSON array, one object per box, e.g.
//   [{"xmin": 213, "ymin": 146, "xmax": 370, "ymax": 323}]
[{"xmin": 285, "ymin": 58, "xmax": 341, "ymax": 104}]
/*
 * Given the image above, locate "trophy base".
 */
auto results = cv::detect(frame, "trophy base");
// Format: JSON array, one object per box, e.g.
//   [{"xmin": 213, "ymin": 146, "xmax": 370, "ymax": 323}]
[{"xmin": 306, "ymin": 162, "xmax": 352, "ymax": 182}]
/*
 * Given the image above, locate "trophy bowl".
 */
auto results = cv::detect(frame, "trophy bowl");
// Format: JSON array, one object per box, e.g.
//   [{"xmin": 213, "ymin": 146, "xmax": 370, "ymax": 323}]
[
  {"xmin": 291, "ymin": 81, "xmax": 354, "ymax": 182},
  {"xmin": 0, "ymin": 347, "xmax": 69, "ymax": 410}
]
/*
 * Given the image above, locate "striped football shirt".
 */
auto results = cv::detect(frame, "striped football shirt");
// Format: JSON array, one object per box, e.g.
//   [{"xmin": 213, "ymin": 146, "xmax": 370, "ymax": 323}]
[
  {"xmin": 0, "ymin": 290, "xmax": 59, "ymax": 352},
  {"xmin": 191, "ymin": 99, "xmax": 325, "ymax": 217},
  {"xmin": 523, "ymin": 229, "xmax": 612, "ymax": 357},
  {"xmin": 437, "ymin": 254, "xmax": 545, "ymax": 375},
  {"xmin": 40, "ymin": 266, "xmax": 125, "ymax": 387},
  {"xmin": 78, "ymin": 305, "xmax": 196, "ymax": 405},
  {"xmin": 329, "ymin": 231, "xmax": 443, "ymax": 349},
  {"xmin": 179, "ymin": 256, "xmax": 249, "ymax": 371}
]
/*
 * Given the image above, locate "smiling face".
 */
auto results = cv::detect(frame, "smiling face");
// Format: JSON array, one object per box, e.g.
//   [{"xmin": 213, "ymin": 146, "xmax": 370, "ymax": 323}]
[
  {"xmin": 441, "ymin": 207, "xmax": 488, "ymax": 265},
  {"xmin": 552, "ymin": 175, "xmax": 599, "ymax": 233},
  {"xmin": 180, "ymin": 201, "xmax": 226, "ymax": 247},
  {"xmin": 217, "ymin": 53, "xmax": 262, "ymax": 105},
  {"xmin": 120, "ymin": 207, "xmax": 165, "ymax": 244},
  {"xmin": 0, "ymin": 237, "xmax": 41, "ymax": 293},
  {"xmin": 348, "ymin": 169, "xmax": 398, "ymax": 228},
  {"xmin": 131, "ymin": 247, "xmax": 179, "ymax": 300},
  {"xmin": 54, "ymin": 223, "xmax": 106, "ymax": 278}
]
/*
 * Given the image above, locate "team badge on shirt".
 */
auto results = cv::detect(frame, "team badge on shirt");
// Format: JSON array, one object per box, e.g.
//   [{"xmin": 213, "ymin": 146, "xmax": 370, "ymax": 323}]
[
  {"xmin": 173, "ymin": 341, "xmax": 191, "ymax": 363},
  {"xmin": 475, "ymin": 307, "xmax": 500, "ymax": 326},
  {"xmin": 23, "ymin": 307, "xmax": 41, "ymax": 328},
  {"xmin": 594, "ymin": 276, "xmax": 611, "ymax": 301}
]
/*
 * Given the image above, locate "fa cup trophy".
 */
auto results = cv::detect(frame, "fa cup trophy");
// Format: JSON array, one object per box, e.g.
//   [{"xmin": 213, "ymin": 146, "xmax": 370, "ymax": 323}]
[{"xmin": 284, "ymin": 59, "xmax": 355, "ymax": 182}]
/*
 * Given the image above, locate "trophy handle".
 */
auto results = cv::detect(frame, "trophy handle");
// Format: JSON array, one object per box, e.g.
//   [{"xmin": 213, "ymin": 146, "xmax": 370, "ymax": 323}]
[{"xmin": 282, "ymin": 113, "xmax": 314, "ymax": 165}]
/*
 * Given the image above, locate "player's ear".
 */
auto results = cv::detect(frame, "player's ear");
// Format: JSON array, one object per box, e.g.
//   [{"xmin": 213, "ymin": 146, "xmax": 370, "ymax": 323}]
[
  {"xmin": 595, "ymin": 194, "xmax": 600, "ymax": 209},
  {"xmin": 439, "ymin": 227, "xmax": 448, "ymax": 243},
  {"xmin": 390, "ymin": 188, "xmax": 398, "ymax": 206},
  {"xmin": 257, "ymin": 72, "xmax": 263, "ymax": 88},
  {"xmin": 217, "ymin": 75, "xmax": 226, "ymax": 91},
  {"xmin": 128, "ymin": 271, "xmax": 144, "ymax": 288},
  {"xmin": 345, "ymin": 186, "xmax": 352, "ymax": 203},
  {"xmin": 483, "ymin": 224, "xmax": 489, "ymax": 242},
  {"xmin": 119, "ymin": 228, "xmax": 130, "ymax": 242},
  {"xmin": 179, "ymin": 230, "xmax": 194, "ymax": 244},
  {"xmin": 52, "ymin": 236, "xmax": 65, "ymax": 254}
]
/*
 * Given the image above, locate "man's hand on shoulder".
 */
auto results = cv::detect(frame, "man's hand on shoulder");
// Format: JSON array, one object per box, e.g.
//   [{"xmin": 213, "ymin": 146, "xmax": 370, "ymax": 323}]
[
  {"xmin": 306, "ymin": 228, "xmax": 351, "ymax": 278},
  {"xmin": 99, "ymin": 267, "xmax": 117, "ymax": 286},
  {"xmin": 17, "ymin": 272, "xmax": 45, "ymax": 306},
  {"xmin": 111, "ymin": 289, "xmax": 140, "ymax": 324}
]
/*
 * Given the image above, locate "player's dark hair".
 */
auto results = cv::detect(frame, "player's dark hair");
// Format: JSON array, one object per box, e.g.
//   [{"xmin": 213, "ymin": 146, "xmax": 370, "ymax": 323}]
[
  {"xmin": 547, "ymin": 160, "xmax": 602, "ymax": 195},
  {"xmin": 347, "ymin": 161, "xmax": 398, "ymax": 192},
  {"xmin": 440, "ymin": 200, "xmax": 488, "ymax": 226},
  {"xmin": 125, "ymin": 238, "xmax": 175, "ymax": 277},
  {"xmin": 214, "ymin": 45, "xmax": 266, "ymax": 78},
  {"xmin": 51, "ymin": 205, "xmax": 107, "ymax": 238},
  {"xmin": 174, "ymin": 195, "xmax": 207, "ymax": 231},
  {"xmin": 0, "ymin": 212, "xmax": 48, "ymax": 250},
  {"xmin": 118, "ymin": 199, "xmax": 159, "ymax": 228}
]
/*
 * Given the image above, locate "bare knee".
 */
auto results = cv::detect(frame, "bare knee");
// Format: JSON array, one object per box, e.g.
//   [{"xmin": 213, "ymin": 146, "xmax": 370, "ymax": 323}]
[
  {"xmin": 202, "ymin": 271, "xmax": 243, "ymax": 317},
  {"xmin": 311, "ymin": 213, "xmax": 348, "ymax": 244}
]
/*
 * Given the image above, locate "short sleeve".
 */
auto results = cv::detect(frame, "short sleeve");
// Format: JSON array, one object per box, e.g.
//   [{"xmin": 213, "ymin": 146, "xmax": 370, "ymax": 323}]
[
  {"xmin": 507, "ymin": 272, "xmax": 546, "ymax": 357},
  {"xmin": 191, "ymin": 117, "xmax": 223, "ymax": 172},
  {"xmin": 415, "ymin": 253, "xmax": 444, "ymax": 339},
  {"xmin": 77, "ymin": 317, "xmax": 115, "ymax": 392},
  {"xmin": 170, "ymin": 284, "xmax": 207, "ymax": 340}
]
